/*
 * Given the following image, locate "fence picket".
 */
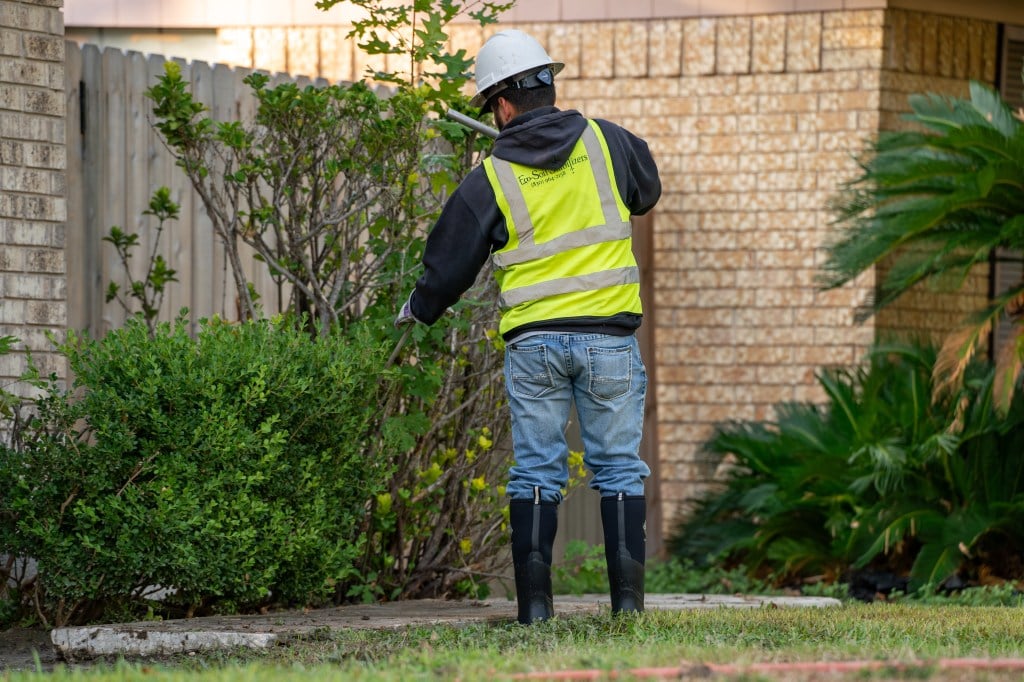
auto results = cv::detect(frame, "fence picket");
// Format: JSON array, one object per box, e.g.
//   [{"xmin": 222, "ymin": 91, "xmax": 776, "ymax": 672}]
[
  {"xmin": 99, "ymin": 48, "xmax": 127, "ymax": 335},
  {"xmin": 64, "ymin": 42, "xmax": 86, "ymax": 338},
  {"xmin": 209, "ymin": 63, "xmax": 238, "ymax": 322},
  {"xmin": 125, "ymin": 51, "xmax": 151, "ymax": 328},
  {"xmin": 80, "ymin": 44, "xmax": 104, "ymax": 337}
]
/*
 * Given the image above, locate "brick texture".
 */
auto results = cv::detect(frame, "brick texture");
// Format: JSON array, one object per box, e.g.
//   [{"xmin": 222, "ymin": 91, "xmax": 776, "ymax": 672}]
[
  {"xmin": 217, "ymin": 8, "xmax": 1002, "ymax": 540},
  {"xmin": 1, "ymin": 0, "xmax": 67, "ymax": 387},
  {"xmin": 875, "ymin": 10, "xmax": 998, "ymax": 345}
]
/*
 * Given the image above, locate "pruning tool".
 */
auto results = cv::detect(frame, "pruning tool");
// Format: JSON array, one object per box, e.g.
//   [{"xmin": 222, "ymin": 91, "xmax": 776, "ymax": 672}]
[{"xmin": 445, "ymin": 109, "xmax": 499, "ymax": 140}]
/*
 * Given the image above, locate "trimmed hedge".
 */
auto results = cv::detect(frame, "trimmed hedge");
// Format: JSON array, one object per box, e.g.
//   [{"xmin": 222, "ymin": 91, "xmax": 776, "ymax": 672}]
[{"xmin": 0, "ymin": 315, "xmax": 395, "ymax": 626}]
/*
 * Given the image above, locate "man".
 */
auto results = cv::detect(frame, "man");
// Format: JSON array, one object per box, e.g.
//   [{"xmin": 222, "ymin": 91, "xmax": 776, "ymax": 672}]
[{"xmin": 396, "ymin": 29, "xmax": 661, "ymax": 624}]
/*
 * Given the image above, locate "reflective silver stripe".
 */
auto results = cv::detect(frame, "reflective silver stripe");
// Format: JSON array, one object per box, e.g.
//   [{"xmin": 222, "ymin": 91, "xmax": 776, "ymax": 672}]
[
  {"xmin": 491, "ymin": 157, "xmax": 533, "ymax": 246},
  {"xmin": 491, "ymin": 123, "xmax": 626, "ymax": 270},
  {"xmin": 579, "ymin": 123, "xmax": 624, "ymax": 229},
  {"xmin": 493, "ymin": 221, "xmax": 631, "ymax": 268},
  {"xmin": 498, "ymin": 266, "xmax": 640, "ymax": 309}
]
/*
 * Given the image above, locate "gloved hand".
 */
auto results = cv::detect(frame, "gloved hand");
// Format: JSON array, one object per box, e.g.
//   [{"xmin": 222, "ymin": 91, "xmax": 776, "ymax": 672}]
[{"xmin": 394, "ymin": 294, "xmax": 421, "ymax": 328}]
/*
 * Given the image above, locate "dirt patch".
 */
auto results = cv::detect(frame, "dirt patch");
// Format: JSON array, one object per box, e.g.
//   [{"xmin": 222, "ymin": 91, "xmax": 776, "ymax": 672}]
[{"xmin": 0, "ymin": 627, "xmax": 57, "ymax": 672}]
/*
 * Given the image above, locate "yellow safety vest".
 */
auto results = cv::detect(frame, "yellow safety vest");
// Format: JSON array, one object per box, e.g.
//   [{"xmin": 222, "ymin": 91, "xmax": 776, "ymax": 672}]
[{"xmin": 484, "ymin": 120, "xmax": 642, "ymax": 337}]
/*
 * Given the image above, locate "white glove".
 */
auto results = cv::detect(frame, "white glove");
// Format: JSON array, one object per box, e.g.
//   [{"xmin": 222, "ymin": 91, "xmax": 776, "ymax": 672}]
[{"xmin": 394, "ymin": 294, "xmax": 422, "ymax": 328}]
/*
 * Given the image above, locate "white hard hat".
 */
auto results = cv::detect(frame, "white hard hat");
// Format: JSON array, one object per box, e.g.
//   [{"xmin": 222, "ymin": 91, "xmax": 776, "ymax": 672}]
[{"xmin": 471, "ymin": 30, "xmax": 564, "ymax": 109}]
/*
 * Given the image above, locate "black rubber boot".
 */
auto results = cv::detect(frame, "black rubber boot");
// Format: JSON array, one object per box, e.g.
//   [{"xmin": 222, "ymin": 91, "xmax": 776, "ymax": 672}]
[
  {"xmin": 601, "ymin": 493, "xmax": 646, "ymax": 614},
  {"xmin": 509, "ymin": 487, "xmax": 557, "ymax": 624}
]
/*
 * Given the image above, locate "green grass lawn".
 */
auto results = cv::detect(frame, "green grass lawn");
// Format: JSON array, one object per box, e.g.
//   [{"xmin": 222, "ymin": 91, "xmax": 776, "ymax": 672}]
[{"xmin": 5, "ymin": 603, "xmax": 1024, "ymax": 681}]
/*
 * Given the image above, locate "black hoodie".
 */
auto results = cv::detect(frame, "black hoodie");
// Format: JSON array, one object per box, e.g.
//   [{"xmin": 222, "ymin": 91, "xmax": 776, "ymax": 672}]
[{"xmin": 410, "ymin": 106, "xmax": 661, "ymax": 340}]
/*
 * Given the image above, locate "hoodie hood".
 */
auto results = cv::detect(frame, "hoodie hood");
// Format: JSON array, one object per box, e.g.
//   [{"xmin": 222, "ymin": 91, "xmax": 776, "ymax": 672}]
[{"xmin": 491, "ymin": 107, "xmax": 588, "ymax": 171}]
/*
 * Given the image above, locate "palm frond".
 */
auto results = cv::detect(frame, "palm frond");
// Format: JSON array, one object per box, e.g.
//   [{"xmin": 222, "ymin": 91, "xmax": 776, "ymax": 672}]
[
  {"xmin": 905, "ymin": 91, "xmax": 967, "ymax": 133},
  {"xmin": 1001, "ymin": 214, "xmax": 1024, "ymax": 249},
  {"xmin": 934, "ymin": 285, "xmax": 1024, "ymax": 407},
  {"xmin": 865, "ymin": 152, "xmax": 973, "ymax": 192},
  {"xmin": 848, "ymin": 439, "xmax": 908, "ymax": 495},
  {"xmin": 933, "ymin": 317, "xmax": 995, "ymax": 403},
  {"xmin": 876, "ymin": 243, "xmax": 989, "ymax": 312},
  {"xmin": 906, "ymin": 83, "xmax": 1019, "ymax": 137},
  {"xmin": 822, "ymin": 197, "xmax": 999, "ymax": 293},
  {"xmin": 909, "ymin": 542, "xmax": 962, "ymax": 591},
  {"xmin": 908, "ymin": 508, "xmax": 995, "ymax": 591},
  {"xmin": 815, "ymin": 368, "xmax": 865, "ymax": 439},
  {"xmin": 967, "ymin": 81, "xmax": 1021, "ymax": 138},
  {"xmin": 774, "ymin": 401, "xmax": 837, "ymax": 453},
  {"xmin": 822, "ymin": 81, "xmax": 1024, "ymax": 305},
  {"xmin": 946, "ymin": 126, "xmax": 1024, "ymax": 164},
  {"xmin": 853, "ymin": 507, "xmax": 941, "ymax": 568},
  {"xmin": 702, "ymin": 420, "xmax": 787, "ymax": 476}
]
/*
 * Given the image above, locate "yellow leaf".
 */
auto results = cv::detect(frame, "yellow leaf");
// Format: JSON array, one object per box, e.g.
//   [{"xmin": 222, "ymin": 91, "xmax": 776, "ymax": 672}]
[
  {"xmin": 418, "ymin": 462, "xmax": 443, "ymax": 485},
  {"xmin": 568, "ymin": 450, "xmax": 584, "ymax": 469}
]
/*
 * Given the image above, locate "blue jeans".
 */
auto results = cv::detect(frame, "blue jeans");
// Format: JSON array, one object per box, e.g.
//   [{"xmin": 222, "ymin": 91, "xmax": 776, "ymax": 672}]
[{"xmin": 504, "ymin": 332, "xmax": 650, "ymax": 503}]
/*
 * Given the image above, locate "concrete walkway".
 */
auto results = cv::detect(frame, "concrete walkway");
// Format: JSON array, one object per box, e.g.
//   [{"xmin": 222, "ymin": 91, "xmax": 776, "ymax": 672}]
[{"xmin": 49, "ymin": 593, "xmax": 841, "ymax": 660}]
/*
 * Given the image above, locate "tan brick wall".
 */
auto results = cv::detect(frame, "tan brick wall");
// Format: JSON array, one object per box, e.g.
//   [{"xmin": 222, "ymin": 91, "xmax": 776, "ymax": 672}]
[
  {"xmin": 646, "ymin": 12, "xmax": 879, "ymax": 528},
  {"xmin": 218, "ymin": 9, "xmax": 1004, "ymax": 539},
  {"xmin": 0, "ymin": 0, "xmax": 67, "ymax": 387},
  {"xmin": 874, "ymin": 11, "xmax": 999, "ymax": 344}
]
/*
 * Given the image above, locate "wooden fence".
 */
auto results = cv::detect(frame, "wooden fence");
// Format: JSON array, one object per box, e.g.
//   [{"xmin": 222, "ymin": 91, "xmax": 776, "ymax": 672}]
[{"xmin": 65, "ymin": 42, "xmax": 322, "ymax": 336}]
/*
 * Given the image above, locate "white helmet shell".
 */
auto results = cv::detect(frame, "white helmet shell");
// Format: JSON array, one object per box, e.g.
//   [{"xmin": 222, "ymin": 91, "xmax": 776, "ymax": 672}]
[{"xmin": 471, "ymin": 30, "xmax": 564, "ymax": 108}]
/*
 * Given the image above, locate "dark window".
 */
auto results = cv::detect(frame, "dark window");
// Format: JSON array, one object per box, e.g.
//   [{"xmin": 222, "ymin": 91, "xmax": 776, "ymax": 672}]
[{"xmin": 991, "ymin": 25, "xmax": 1024, "ymax": 358}]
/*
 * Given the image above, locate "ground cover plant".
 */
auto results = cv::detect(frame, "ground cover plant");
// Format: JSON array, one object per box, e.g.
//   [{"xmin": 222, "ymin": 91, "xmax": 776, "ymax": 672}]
[
  {"xmin": 554, "ymin": 542, "xmax": 783, "ymax": 597},
  {"xmin": 670, "ymin": 342, "xmax": 1024, "ymax": 595},
  {"xmin": 6, "ymin": 604, "xmax": 1024, "ymax": 680}
]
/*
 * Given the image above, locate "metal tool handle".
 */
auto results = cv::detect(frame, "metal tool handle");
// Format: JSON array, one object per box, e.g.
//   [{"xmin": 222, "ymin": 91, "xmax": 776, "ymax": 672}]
[
  {"xmin": 388, "ymin": 324, "xmax": 414, "ymax": 366},
  {"xmin": 445, "ymin": 109, "xmax": 499, "ymax": 139}
]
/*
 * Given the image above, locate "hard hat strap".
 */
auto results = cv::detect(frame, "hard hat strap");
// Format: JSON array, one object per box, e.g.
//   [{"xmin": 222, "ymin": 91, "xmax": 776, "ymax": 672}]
[
  {"xmin": 482, "ymin": 67, "xmax": 554, "ymax": 111},
  {"xmin": 505, "ymin": 67, "xmax": 554, "ymax": 91}
]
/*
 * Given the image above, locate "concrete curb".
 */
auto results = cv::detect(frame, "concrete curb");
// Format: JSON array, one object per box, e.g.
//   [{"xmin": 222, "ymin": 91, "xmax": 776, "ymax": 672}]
[
  {"xmin": 50, "ymin": 629, "xmax": 280, "ymax": 659},
  {"xmin": 50, "ymin": 593, "xmax": 841, "ymax": 661}
]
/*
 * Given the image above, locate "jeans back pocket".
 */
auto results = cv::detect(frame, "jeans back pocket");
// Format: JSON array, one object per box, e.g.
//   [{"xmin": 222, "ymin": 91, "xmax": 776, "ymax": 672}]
[
  {"xmin": 587, "ymin": 346, "xmax": 632, "ymax": 400},
  {"xmin": 508, "ymin": 344, "xmax": 555, "ymax": 398}
]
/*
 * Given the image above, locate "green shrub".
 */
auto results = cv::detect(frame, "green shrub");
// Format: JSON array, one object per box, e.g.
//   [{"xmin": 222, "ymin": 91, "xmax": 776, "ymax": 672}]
[
  {"xmin": 552, "ymin": 541, "xmax": 608, "ymax": 596},
  {"xmin": 646, "ymin": 557, "xmax": 779, "ymax": 596},
  {"xmin": 0, "ymin": 314, "xmax": 395, "ymax": 626},
  {"xmin": 892, "ymin": 583, "xmax": 1024, "ymax": 606},
  {"xmin": 669, "ymin": 342, "xmax": 1024, "ymax": 595},
  {"xmin": 551, "ymin": 542, "xmax": 780, "ymax": 597}
]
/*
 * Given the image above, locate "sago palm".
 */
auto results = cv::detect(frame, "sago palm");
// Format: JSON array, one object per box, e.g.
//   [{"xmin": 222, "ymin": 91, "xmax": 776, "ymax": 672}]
[
  {"xmin": 821, "ymin": 81, "xmax": 1024, "ymax": 411},
  {"xmin": 670, "ymin": 344, "xmax": 1024, "ymax": 591}
]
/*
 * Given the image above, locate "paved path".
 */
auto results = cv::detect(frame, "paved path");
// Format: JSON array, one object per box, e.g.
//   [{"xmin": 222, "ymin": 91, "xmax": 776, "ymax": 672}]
[{"xmin": 47, "ymin": 593, "xmax": 840, "ymax": 661}]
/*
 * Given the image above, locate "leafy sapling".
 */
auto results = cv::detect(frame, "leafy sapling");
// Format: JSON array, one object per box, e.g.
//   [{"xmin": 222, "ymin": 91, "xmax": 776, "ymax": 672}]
[{"xmin": 103, "ymin": 186, "xmax": 180, "ymax": 335}]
